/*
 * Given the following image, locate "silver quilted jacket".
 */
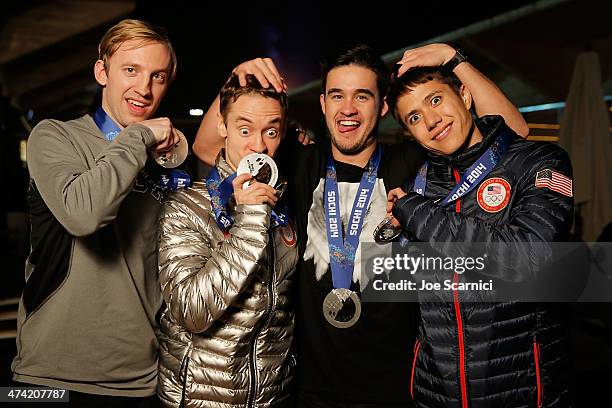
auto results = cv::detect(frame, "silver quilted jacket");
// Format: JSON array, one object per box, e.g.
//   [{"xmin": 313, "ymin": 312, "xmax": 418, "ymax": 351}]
[{"xmin": 157, "ymin": 154, "xmax": 298, "ymax": 408}]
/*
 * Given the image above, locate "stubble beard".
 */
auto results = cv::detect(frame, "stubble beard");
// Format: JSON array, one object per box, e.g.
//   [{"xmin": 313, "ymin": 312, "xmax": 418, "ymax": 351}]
[{"xmin": 330, "ymin": 123, "xmax": 379, "ymax": 156}]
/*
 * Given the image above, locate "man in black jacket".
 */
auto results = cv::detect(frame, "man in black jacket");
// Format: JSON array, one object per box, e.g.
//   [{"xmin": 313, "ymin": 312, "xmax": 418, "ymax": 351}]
[{"xmin": 386, "ymin": 66, "xmax": 574, "ymax": 407}]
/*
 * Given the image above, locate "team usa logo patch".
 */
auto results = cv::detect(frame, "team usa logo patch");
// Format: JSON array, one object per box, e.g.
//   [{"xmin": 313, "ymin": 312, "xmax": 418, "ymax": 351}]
[
  {"xmin": 279, "ymin": 222, "xmax": 297, "ymax": 247},
  {"xmin": 477, "ymin": 177, "xmax": 511, "ymax": 213}
]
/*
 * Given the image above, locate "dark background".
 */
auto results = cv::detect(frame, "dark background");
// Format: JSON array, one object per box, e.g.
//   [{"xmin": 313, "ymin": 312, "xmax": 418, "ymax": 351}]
[{"xmin": 1, "ymin": 0, "xmax": 611, "ymax": 405}]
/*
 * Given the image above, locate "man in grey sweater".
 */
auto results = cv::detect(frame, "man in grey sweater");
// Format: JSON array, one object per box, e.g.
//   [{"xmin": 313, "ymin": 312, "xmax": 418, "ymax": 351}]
[{"xmin": 11, "ymin": 19, "xmax": 181, "ymax": 407}]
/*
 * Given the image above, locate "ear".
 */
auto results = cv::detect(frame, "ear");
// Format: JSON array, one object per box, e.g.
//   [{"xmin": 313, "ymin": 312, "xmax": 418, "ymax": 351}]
[
  {"xmin": 459, "ymin": 84, "xmax": 473, "ymax": 111},
  {"xmin": 380, "ymin": 96, "xmax": 389, "ymax": 118},
  {"xmin": 94, "ymin": 60, "xmax": 108, "ymax": 87},
  {"xmin": 319, "ymin": 93, "xmax": 326, "ymax": 115},
  {"xmin": 217, "ymin": 112, "xmax": 228, "ymax": 139}
]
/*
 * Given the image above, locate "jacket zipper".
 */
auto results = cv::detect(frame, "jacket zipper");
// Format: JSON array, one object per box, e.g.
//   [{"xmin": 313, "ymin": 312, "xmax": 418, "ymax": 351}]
[
  {"xmin": 533, "ymin": 341, "xmax": 543, "ymax": 408},
  {"xmin": 177, "ymin": 343, "xmax": 193, "ymax": 408},
  {"xmin": 410, "ymin": 339, "xmax": 421, "ymax": 399},
  {"xmin": 246, "ymin": 230, "xmax": 276, "ymax": 408},
  {"xmin": 452, "ymin": 167, "xmax": 468, "ymax": 408}
]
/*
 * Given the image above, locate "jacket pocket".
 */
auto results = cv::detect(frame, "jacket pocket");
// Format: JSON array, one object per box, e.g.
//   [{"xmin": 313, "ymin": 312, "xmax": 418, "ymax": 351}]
[
  {"xmin": 410, "ymin": 339, "xmax": 422, "ymax": 399},
  {"xmin": 533, "ymin": 341, "xmax": 543, "ymax": 408}
]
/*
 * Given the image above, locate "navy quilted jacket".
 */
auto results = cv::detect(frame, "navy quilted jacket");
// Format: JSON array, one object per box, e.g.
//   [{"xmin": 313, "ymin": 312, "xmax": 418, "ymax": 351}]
[{"xmin": 393, "ymin": 116, "xmax": 575, "ymax": 408}]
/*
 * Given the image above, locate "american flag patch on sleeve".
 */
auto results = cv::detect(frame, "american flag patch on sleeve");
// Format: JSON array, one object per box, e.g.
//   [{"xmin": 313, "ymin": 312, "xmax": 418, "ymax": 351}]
[{"xmin": 535, "ymin": 169, "xmax": 573, "ymax": 197}]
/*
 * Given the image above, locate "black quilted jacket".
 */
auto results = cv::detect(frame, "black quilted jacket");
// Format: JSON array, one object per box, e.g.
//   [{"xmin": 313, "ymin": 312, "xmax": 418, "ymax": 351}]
[{"xmin": 393, "ymin": 116, "xmax": 574, "ymax": 408}]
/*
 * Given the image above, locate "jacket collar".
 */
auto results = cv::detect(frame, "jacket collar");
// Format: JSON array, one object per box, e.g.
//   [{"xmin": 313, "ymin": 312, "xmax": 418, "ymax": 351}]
[
  {"xmin": 215, "ymin": 149, "xmax": 236, "ymax": 179},
  {"xmin": 427, "ymin": 115, "xmax": 511, "ymax": 171}
]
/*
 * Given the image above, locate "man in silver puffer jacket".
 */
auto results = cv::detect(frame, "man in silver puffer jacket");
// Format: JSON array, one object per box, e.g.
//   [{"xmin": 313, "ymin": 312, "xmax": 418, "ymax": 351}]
[{"xmin": 157, "ymin": 73, "xmax": 298, "ymax": 407}]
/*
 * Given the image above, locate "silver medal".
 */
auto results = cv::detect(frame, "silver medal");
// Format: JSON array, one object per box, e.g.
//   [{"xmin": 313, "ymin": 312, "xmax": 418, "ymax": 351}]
[
  {"xmin": 323, "ymin": 288, "xmax": 362, "ymax": 329},
  {"xmin": 236, "ymin": 153, "xmax": 279, "ymax": 189},
  {"xmin": 151, "ymin": 129, "xmax": 188, "ymax": 168},
  {"xmin": 373, "ymin": 215, "xmax": 403, "ymax": 243}
]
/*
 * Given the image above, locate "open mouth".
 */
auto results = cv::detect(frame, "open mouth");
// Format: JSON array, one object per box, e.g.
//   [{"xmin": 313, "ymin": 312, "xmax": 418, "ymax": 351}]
[
  {"xmin": 432, "ymin": 123, "xmax": 452, "ymax": 141},
  {"xmin": 337, "ymin": 119, "xmax": 361, "ymax": 133},
  {"xmin": 127, "ymin": 99, "xmax": 150, "ymax": 114}
]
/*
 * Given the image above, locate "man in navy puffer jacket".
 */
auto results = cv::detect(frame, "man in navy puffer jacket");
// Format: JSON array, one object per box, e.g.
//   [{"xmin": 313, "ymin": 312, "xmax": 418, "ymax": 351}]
[{"xmin": 386, "ymin": 65, "xmax": 574, "ymax": 408}]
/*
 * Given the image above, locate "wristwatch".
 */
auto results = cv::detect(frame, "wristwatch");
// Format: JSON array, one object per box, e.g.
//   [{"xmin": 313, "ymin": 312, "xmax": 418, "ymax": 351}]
[{"xmin": 444, "ymin": 48, "xmax": 468, "ymax": 72}]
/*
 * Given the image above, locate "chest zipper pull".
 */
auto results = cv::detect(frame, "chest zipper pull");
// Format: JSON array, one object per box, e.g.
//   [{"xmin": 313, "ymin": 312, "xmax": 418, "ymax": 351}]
[{"xmin": 178, "ymin": 353, "xmax": 191, "ymax": 408}]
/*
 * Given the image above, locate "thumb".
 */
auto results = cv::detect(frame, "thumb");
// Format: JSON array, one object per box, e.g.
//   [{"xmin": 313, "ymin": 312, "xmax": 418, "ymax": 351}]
[{"xmin": 232, "ymin": 173, "xmax": 253, "ymax": 190}]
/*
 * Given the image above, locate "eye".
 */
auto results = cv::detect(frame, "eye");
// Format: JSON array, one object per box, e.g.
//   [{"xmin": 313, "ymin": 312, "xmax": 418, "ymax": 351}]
[
  {"xmin": 356, "ymin": 94, "xmax": 369, "ymax": 101},
  {"xmin": 153, "ymin": 72, "xmax": 167, "ymax": 83},
  {"xmin": 265, "ymin": 128, "xmax": 279, "ymax": 138},
  {"xmin": 330, "ymin": 94, "xmax": 342, "ymax": 100},
  {"xmin": 431, "ymin": 96, "xmax": 442, "ymax": 106},
  {"xmin": 408, "ymin": 114, "xmax": 421, "ymax": 125},
  {"xmin": 239, "ymin": 128, "xmax": 250, "ymax": 136},
  {"xmin": 125, "ymin": 67, "xmax": 135, "ymax": 74}
]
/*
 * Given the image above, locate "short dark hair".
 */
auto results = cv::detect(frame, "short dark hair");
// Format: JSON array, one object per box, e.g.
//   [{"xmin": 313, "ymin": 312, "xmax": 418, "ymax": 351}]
[
  {"xmin": 321, "ymin": 44, "xmax": 389, "ymax": 98},
  {"xmin": 219, "ymin": 74, "xmax": 288, "ymax": 123},
  {"xmin": 387, "ymin": 66, "xmax": 463, "ymax": 127}
]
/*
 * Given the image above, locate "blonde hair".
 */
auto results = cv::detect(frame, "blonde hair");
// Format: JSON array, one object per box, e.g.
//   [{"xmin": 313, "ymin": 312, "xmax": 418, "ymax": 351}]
[{"xmin": 98, "ymin": 19, "xmax": 177, "ymax": 81}]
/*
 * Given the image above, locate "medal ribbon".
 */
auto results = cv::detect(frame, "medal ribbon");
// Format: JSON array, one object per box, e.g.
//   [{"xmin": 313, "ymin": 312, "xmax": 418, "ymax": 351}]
[
  {"xmin": 93, "ymin": 106, "xmax": 190, "ymax": 191},
  {"xmin": 205, "ymin": 166, "xmax": 288, "ymax": 231},
  {"xmin": 325, "ymin": 146, "xmax": 381, "ymax": 290},
  {"xmin": 412, "ymin": 128, "xmax": 514, "ymax": 202},
  {"xmin": 159, "ymin": 170, "xmax": 191, "ymax": 191},
  {"xmin": 93, "ymin": 107, "xmax": 121, "ymax": 141}
]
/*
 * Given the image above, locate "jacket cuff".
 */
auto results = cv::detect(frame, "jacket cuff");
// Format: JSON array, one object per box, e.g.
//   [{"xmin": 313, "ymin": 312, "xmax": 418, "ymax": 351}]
[
  {"xmin": 392, "ymin": 192, "xmax": 430, "ymax": 231},
  {"xmin": 126, "ymin": 123, "xmax": 157, "ymax": 147},
  {"xmin": 233, "ymin": 203, "xmax": 272, "ymax": 230}
]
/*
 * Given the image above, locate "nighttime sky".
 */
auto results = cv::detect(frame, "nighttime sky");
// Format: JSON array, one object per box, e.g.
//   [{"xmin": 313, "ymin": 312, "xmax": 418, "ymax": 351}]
[{"xmin": 133, "ymin": 1, "xmax": 539, "ymax": 118}]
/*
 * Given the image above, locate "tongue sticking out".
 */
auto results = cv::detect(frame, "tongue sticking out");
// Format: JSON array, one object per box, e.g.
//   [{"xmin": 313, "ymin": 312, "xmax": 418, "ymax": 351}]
[{"xmin": 338, "ymin": 120, "xmax": 360, "ymax": 133}]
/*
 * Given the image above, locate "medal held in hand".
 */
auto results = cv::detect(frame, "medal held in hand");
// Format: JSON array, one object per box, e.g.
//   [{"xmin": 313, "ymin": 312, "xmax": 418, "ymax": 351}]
[
  {"xmin": 207, "ymin": 153, "xmax": 287, "ymax": 231},
  {"xmin": 236, "ymin": 153, "xmax": 279, "ymax": 189},
  {"xmin": 151, "ymin": 129, "xmax": 189, "ymax": 168},
  {"xmin": 373, "ymin": 215, "xmax": 403, "ymax": 243}
]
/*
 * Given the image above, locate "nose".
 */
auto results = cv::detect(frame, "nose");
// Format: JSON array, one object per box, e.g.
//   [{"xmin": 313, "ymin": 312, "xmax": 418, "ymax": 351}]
[
  {"xmin": 250, "ymin": 133, "xmax": 267, "ymax": 154},
  {"xmin": 134, "ymin": 75, "xmax": 152, "ymax": 98},
  {"xmin": 423, "ymin": 109, "xmax": 442, "ymax": 131},
  {"xmin": 340, "ymin": 98, "xmax": 358, "ymax": 116}
]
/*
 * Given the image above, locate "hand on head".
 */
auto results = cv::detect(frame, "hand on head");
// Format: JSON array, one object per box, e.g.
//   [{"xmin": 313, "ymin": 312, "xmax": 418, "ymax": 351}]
[
  {"xmin": 232, "ymin": 173, "xmax": 278, "ymax": 207},
  {"xmin": 394, "ymin": 43, "xmax": 456, "ymax": 78},
  {"xmin": 297, "ymin": 129, "xmax": 315, "ymax": 146},
  {"xmin": 288, "ymin": 121, "xmax": 315, "ymax": 146},
  {"xmin": 232, "ymin": 58, "xmax": 286, "ymax": 93}
]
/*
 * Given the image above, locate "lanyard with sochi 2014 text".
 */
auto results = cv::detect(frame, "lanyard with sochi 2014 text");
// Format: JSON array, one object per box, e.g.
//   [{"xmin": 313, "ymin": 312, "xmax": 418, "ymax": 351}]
[
  {"xmin": 412, "ymin": 127, "xmax": 514, "ymax": 202},
  {"xmin": 92, "ymin": 106, "xmax": 191, "ymax": 190},
  {"xmin": 205, "ymin": 166, "xmax": 289, "ymax": 231},
  {"xmin": 324, "ymin": 145, "xmax": 381, "ymax": 290}
]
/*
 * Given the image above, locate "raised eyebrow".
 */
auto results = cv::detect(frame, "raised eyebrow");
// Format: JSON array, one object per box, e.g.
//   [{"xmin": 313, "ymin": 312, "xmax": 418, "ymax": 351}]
[
  {"xmin": 404, "ymin": 110, "xmax": 419, "ymax": 123},
  {"xmin": 424, "ymin": 90, "xmax": 442, "ymax": 102},
  {"xmin": 403, "ymin": 91, "xmax": 443, "ymax": 122},
  {"xmin": 235, "ymin": 116, "xmax": 254, "ymax": 124},
  {"xmin": 266, "ymin": 117, "xmax": 282, "ymax": 126}
]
